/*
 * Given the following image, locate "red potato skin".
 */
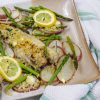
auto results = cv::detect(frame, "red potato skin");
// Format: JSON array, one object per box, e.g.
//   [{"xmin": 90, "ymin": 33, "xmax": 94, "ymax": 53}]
[
  {"xmin": 41, "ymin": 78, "xmax": 60, "ymax": 86},
  {"xmin": 0, "ymin": 15, "xmax": 7, "ymax": 20},
  {"xmin": 77, "ymin": 47, "xmax": 82, "ymax": 62},
  {"xmin": 62, "ymin": 41, "xmax": 82, "ymax": 62},
  {"xmin": 49, "ymin": 40, "xmax": 66, "ymax": 64},
  {"xmin": 0, "ymin": 7, "xmax": 11, "ymax": 19}
]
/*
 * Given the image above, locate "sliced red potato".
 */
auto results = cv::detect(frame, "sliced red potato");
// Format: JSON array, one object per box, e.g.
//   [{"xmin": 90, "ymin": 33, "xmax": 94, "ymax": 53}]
[
  {"xmin": 40, "ymin": 65, "xmax": 56, "ymax": 82},
  {"xmin": 52, "ymin": 79, "xmax": 60, "ymax": 85},
  {"xmin": 48, "ymin": 40, "xmax": 66, "ymax": 64},
  {"xmin": 63, "ymin": 42, "xmax": 82, "ymax": 61},
  {"xmin": 11, "ymin": 10, "xmax": 20, "ymax": 19},
  {"xmin": 0, "ymin": 14, "xmax": 22, "ymax": 24},
  {"xmin": 0, "ymin": 15, "xmax": 7, "ymax": 20},
  {"xmin": 0, "ymin": 8, "xmax": 9, "ymax": 23},
  {"xmin": 0, "ymin": 8, "xmax": 22, "ymax": 23},
  {"xmin": 0, "ymin": 18, "xmax": 7, "ymax": 21},
  {"xmin": 0, "ymin": 7, "xmax": 11, "ymax": 22},
  {"xmin": 49, "ymin": 40, "xmax": 63, "ymax": 48},
  {"xmin": 52, "ymin": 41, "xmax": 66, "ymax": 55},
  {"xmin": 47, "ymin": 48, "xmax": 59, "ymax": 64},
  {"xmin": 15, "ymin": 13, "xmax": 22, "ymax": 22},
  {"xmin": 0, "ymin": 20, "xmax": 11, "ymax": 24},
  {"xmin": 57, "ymin": 56, "xmax": 75, "ymax": 83},
  {"xmin": 49, "ymin": 40, "xmax": 64, "ymax": 59}
]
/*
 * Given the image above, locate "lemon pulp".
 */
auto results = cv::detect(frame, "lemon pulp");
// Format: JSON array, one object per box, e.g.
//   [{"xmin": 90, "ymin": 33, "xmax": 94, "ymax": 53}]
[
  {"xmin": 33, "ymin": 10, "xmax": 56, "ymax": 27},
  {"xmin": 0, "ymin": 56, "xmax": 22, "ymax": 82}
]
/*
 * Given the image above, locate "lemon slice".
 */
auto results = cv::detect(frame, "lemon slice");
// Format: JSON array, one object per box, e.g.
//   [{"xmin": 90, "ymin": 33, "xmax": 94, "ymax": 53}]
[
  {"xmin": 33, "ymin": 10, "xmax": 56, "ymax": 27},
  {"xmin": 0, "ymin": 56, "xmax": 22, "ymax": 82}
]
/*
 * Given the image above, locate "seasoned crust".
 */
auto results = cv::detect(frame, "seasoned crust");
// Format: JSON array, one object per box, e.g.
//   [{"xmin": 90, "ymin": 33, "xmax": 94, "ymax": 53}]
[{"xmin": 13, "ymin": 75, "xmax": 40, "ymax": 93}]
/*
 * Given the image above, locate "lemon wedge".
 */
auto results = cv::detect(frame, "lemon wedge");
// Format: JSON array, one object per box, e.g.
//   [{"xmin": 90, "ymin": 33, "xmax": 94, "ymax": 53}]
[
  {"xmin": 33, "ymin": 10, "xmax": 56, "ymax": 27},
  {"xmin": 0, "ymin": 56, "xmax": 22, "ymax": 82}
]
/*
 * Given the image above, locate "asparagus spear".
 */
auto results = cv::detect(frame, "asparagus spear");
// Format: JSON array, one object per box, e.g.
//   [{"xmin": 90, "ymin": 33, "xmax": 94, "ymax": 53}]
[
  {"xmin": 67, "ymin": 37, "xmax": 78, "ymax": 69},
  {"xmin": 0, "ymin": 40, "xmax": 6, "ymax": 56},
  {"xmin": 30, "ymin": 6, "xmax": 73, "ymax": 21},
  {"xmin": 2, "ymin": 7, "xmax": 29, "ymax": 33},
  {"xmin": 14, "ymin": 6, "xmax": 34, "ymax": 13},
  {"xmin": 29, "ymin": 6, "xmax": 42, "ymax": 11},
  {"xmin": 15, "ymin": 6, "xmax": 73, "ymax": 21},
  {"xmin": 19, "ymin": 63, "xmax": 40, "ymax": 77},
  {"xmin": 48, "ymin": 54, "xmax": 70, "ymax": 85},
  {"xmin": 44, "ymin": 35, "xmax": 62, "ymax": 46},
  {"xmin": 5, "ymin": 75, "xmax": 27, "ymax": 96}
]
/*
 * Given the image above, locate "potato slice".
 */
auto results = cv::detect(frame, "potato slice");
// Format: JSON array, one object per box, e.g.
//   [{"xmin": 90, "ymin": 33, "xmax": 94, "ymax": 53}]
[
  {"xmin": 40, "ymin": 65, "xmax": 55, "ymax": 82},
  {"xmin": 57, "ymin": 56, "xmax": 75, "ymax": 83}
]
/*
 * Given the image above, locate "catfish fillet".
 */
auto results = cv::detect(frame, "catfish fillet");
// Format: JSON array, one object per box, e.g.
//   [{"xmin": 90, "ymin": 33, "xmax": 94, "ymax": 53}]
[{"xmin": 0, "ymin": 24, "xmax": 48, "ymax": 68}]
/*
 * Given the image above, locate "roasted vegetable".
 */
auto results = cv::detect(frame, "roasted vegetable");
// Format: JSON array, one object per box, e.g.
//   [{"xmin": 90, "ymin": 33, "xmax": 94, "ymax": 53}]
[
  {"xmin": 40, "ymin": 65, "xmax": 55, "ymax": 82},
  {"xmin": 67, "ymin": 37, "xmax": 78, "ymax": 69},
  {"xmin": 63, "ymin": 42, "xmax": 82, "ymax": 62},
  {"xmin": 5, "ymin": 75, "xmax": 27, "ymax": 95},
  {"xmin": 0, "ymin": 40, "xmax": 5, "ymax": 56},
  {"xmin": 19, "ymin": 63, "xmax": 39, "ymax": 77},
  {"xmin": 30, "ymin": 6, "xmax": 73, "ymax": 21},
  {"xmin": 57, "ymin": 56, "xmax": 75, "ymax": 83},
  {"xmin": 48, "ymin": 54, "xmax": 70, "ymax": 85},
  {"xmin": 2, "ymin": 7, "xmax": 28, "ymax": 33}
]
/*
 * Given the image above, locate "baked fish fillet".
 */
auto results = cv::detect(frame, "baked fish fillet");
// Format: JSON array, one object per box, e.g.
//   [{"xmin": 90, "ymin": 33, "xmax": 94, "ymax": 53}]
[{"xmin": 0, "ymin": 24, "xmax": 58, "ymax": 68}]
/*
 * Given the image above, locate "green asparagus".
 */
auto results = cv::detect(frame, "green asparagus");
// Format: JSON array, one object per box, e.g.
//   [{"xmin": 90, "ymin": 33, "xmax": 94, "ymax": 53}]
[
  {"xmin": 5, "ymin": 75, "xmax": 27, "ymax": 95},
  {"xmin": 19, "ymin": 63, "xmax": 40, "ymax": 77},
  {"xmin": 0, "ymin": 40, "xmax": 6, "ymax": 56},
  {"xmin": 2, "ymin": 7, "xmax": 29, "ymax": 33},
  {"xmin": 14, "ymin": 6, "xmax": 34, "ymax": 13},
  {"xmin": 48, "ymin": 54, "xmax": 70, "ymax": 85},
  {"xmin": 30, "ymin": 6, "xmax": 73, "ymax": 21},
  {"xmin": 15, "ymin": 6, "xmax": 73, "ymax": 21},
  {"xmin": 67, "ymin": 37, "xmax": 78, "ymax": 69},
  {"xmin": 44, "ymin": 35, "xmax": 62, "ymax": 46}
]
